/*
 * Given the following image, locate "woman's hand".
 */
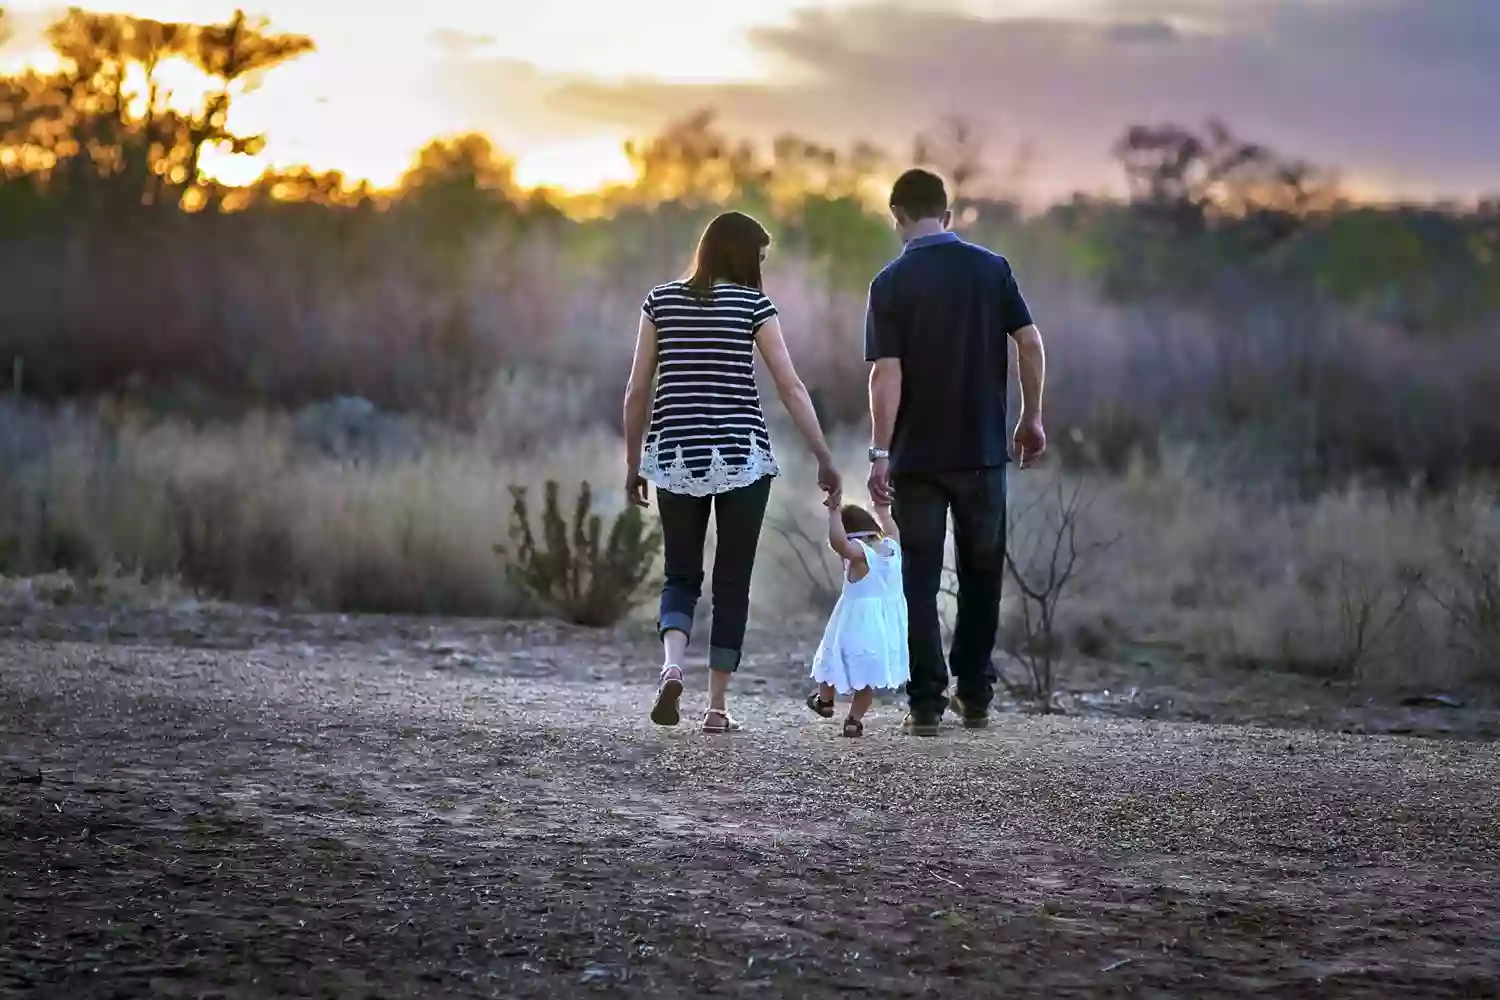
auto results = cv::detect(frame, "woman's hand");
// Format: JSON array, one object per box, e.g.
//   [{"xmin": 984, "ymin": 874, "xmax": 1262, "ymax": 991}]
[
  {"xmin": 817, "ymin": 456, "xmax": 842, "ymax": 506},
  {"xmin": 626, "ymin": 468, "xmax": 650, "ymax": 508}
]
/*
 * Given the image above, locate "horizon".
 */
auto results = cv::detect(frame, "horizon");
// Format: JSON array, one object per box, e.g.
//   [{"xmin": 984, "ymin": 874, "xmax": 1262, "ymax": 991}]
[{"xmin": 2, "ymin": 0, "xmax": 1498, "ymax": 204}]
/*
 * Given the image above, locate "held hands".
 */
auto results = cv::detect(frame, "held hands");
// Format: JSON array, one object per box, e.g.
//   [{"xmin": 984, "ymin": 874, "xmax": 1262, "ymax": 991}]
[
  {"xmin": 816, "ymin": 455, "xmax": 842, "ymax": 508},
  {"xmin": 867, "ymin": 457, "xmax": 893, "ymax": 506}
]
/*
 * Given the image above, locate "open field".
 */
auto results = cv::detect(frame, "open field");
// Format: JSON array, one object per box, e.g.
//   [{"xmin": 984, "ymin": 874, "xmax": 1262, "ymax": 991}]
[{"xmin": 3, "ymin": 605, "xmax": 1498, "ymax": 999}]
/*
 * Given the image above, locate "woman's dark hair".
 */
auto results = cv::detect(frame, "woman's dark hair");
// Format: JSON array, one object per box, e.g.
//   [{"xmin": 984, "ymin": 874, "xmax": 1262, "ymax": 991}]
[
  {"xmin": 841, "ymin": 504, "xmax": 883, "ymax": 537},
  {"xmin": 685, "ymin": 211, "xmax": 771, "ymax": 295}
]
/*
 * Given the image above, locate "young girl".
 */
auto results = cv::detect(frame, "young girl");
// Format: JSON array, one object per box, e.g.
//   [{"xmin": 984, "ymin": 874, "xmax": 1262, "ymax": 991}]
[{"xmin": 806, "ymin": 499, "xmax": 910, "ymax": 736}]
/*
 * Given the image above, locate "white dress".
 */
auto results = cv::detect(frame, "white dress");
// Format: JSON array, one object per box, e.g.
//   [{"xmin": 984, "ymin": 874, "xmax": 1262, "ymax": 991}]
[{"xmin": 810, "ymin": 537, "xmax": 911, "ymax": 693}]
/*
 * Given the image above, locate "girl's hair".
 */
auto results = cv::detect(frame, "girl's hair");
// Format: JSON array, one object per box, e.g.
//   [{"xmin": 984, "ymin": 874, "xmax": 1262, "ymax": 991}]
[
  {"xmin": 685, "ymin": 211, "xmax": 771, "ymax": 295},
  {"xmin": 840, "ymin": 504, "xmax": 883, "ymax": 538}
]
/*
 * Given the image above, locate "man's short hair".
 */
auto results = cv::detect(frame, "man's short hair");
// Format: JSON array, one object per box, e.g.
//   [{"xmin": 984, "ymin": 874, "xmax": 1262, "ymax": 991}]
[{"xmin": 890, "ymin": 168, "xmax": 948, "ymax": 220}]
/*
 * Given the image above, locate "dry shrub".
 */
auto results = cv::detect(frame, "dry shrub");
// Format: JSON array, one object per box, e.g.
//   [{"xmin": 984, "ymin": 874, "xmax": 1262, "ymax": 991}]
[
  {"xmin": 3, "ymin": 400, "xmax": 1495, "ymax": 693},
  {"xmin": 0, "ymin": 401, "xmax": 623, "ymax": 616},
  {"xmin": 1063, "ymin": 452, "xmax": 1486, "ymax": 689},
  {"xmin": 501, "ymin": 480, "xmax": 662, "ymax": 626}
]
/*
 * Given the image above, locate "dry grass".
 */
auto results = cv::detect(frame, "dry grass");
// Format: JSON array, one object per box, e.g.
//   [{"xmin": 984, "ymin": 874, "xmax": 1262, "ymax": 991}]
[{"xmin": 2, "ymin": 399, "xmax": 1496, "ymax": 691}]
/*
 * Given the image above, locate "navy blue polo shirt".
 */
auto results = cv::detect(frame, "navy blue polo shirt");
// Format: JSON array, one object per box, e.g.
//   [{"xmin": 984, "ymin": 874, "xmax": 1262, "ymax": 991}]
[{"xmin": 864, "ymin": 232, "xmax": 1034, "ymax": 473}]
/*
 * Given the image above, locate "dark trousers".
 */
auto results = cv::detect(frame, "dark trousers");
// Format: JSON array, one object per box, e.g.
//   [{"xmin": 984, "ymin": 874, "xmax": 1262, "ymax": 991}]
[
  {"xmin": 892, "ymin": 467, "xmax": 1007, "ymax": 718},
  {"xmin": 656, "ymin": 476, "xmax": 772, "ymax": 673}
]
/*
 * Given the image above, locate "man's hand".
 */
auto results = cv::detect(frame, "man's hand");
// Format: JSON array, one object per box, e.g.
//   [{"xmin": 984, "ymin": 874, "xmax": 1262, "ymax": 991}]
[
  {"xmin": 1013, "ymin": 414, "xmax": 1047, "ymax": 468},
  {"xmin": 867, "ymin": 457, "xmax": 893, "ymax": 505},
  {"xmin": 626, "ymin": 467, "xmax": 650, "ymax": 508}
]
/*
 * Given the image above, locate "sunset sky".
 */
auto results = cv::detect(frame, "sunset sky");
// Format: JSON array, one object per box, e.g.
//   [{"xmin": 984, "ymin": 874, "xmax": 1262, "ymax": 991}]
[{"xmin": 2, "ymin": 0, "xmax": 1497, "ymax": 201}]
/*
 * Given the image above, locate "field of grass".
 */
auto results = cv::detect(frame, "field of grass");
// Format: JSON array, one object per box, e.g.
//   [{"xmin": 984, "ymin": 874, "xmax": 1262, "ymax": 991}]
[{"xmin": 3, "ymin": 393, "xmax": 1495, "ymax": 696}]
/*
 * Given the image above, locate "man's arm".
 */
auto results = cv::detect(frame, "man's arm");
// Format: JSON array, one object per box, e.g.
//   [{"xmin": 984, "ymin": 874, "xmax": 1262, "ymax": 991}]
[
  {"xmin": 1010, "ymin": 324, "xmax": 1045, "ymax": 419},
  {"xmin": 869, "ymin": 359, "xmax": 901, "ymax": 454},
  {"xmin": 999, "ymin": 260, "xmax": 1047, "ymax": 465},
  {"xmin": 863, "ymin": 273, "xmax": 901, "ymax": 502}
]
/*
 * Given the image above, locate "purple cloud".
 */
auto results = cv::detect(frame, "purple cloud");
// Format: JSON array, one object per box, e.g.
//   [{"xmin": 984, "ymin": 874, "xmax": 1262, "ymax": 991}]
[{"xmin": 437, "ymin": 0, "xmax": 1500, "ymax": 200}]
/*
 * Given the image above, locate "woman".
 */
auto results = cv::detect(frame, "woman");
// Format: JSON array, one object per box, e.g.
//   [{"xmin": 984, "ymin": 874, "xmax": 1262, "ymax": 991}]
[{"xmin": 623, "ymin": 211, "xmax": 840, "ymax": 733}]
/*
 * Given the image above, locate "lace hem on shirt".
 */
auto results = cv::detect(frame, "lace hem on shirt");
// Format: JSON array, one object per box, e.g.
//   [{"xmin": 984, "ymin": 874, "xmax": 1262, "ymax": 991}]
[{"xmin": 641, "ymin": 440, "xmax": 779, "ymax": 497}]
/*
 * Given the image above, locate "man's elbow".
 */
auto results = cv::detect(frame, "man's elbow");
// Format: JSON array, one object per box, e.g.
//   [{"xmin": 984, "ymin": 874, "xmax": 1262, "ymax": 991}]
[
  {"xmin": 1011, "ymin": 324, "xmax": 1043, "ymax": 351},
  {"xmin": 869, "ymin": 359, "xmax": 902, "ymax": 387}
]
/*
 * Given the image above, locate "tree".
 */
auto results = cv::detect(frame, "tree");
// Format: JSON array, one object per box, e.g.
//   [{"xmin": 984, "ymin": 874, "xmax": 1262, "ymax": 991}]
[
  {"xmin": 0, "ymin": 8, "xmax": 313, "ymax": 213},
  {"xmin": 1113, "ymin": 119, "xmax": 1334, "ymax": 236},
  {"xmin": 620, "ymin": 109, "xmax": 765, "ymax": 207},
  {"xmin": 396, "ymin": 133, "xmax": 522, "ymax": 236},
  {"xmin": 913, "ymin": 115, "xmax": 985, "ymax": 207}
]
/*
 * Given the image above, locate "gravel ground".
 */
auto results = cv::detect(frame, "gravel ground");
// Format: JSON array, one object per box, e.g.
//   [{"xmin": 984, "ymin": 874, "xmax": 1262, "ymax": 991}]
[{"xmin": 2, "ymin": 610, "xmax": 1499, "ymax": 999}]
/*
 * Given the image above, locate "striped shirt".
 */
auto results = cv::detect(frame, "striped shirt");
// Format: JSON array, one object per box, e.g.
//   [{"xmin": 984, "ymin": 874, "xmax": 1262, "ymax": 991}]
[{"xmin": 640, "ymin": 280, "xmax": 780, "ymax": 497}]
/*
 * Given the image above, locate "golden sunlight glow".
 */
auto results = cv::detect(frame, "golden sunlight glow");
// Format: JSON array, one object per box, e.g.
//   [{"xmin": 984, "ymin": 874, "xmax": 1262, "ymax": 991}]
[
  {"xmin": 0, "ymin": 0, "xmax": 865, "ymax": 190},
  {"xmin": 513, "ymin": 137, "xmax": 636, "ymax": 193}
]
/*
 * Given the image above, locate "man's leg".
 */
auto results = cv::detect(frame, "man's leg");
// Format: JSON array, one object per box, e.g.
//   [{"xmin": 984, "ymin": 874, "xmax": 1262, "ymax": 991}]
[
  {"xmin": 892, "ymin": 472, "xmax": 949, "ymax": 728},
  {"xmin": 946, "ymin": 467, "xmax": 1007, "ymax": 718}
]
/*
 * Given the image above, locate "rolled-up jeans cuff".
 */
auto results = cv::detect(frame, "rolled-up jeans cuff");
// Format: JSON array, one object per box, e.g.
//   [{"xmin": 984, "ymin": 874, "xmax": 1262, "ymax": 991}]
[
  {"xmin": 708, "ymin": 645, "xmax": 741, "ymax": 673},
  {"xmin": 658, "ymin": 611, "xmax": 693, "ymax": 640}
]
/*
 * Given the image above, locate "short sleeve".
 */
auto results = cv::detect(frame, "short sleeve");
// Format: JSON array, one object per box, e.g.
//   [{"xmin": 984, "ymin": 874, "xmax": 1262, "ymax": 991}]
[
  {"xmin": 641, "ymin": 287, "xmax": 657, "ymax": 323},
  {"xmin": 751, "ymin": 292, "xmax": 777, "ymax": 332},
  {"xmin": 998, "ymin": 260, "xmax": 1034, "ymax": 334},
  {"xmin": 863, "ymin": 273, "xmax": 900, "ymax": 361}
]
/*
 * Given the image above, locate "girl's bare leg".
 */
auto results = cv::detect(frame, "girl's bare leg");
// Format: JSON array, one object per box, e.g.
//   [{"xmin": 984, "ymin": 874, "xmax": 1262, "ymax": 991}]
[{"xmin": 849, "ymin": 687, "xmax": 875, "ymax": 721}]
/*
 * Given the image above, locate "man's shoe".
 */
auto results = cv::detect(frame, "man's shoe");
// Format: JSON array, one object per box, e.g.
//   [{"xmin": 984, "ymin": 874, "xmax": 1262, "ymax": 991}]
[
  {"xmin": 902, "ymin": 712, "xmax": 942, "ymax": 737},
  {"xmin": 949, "ymin": 693, "xmax": 990, "ymax": 729}
]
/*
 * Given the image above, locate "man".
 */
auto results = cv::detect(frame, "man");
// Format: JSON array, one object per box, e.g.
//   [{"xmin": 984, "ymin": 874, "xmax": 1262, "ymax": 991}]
[{"xmin": 864, "ymin": 168, "xmax": 1047, "ymax": 737}]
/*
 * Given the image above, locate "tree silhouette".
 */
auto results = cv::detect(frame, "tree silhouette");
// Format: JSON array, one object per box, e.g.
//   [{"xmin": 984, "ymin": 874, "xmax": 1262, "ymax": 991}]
[
  {"xmin": 1114, "ymin": 119, "xmax": 1335, "ymax": 236},
  {"xmin": 0, "ymin": 8, "xmax": 312, "ymax": 214},
  {"xmin": 913, "ymin": 115, "xmax": 985, "ymax": 206}
]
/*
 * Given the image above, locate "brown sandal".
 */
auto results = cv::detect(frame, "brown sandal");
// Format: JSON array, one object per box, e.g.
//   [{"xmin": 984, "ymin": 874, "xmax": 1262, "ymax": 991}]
[
  {"xmin": 701, "ymin": 709, "xmax": 743, "ymax": 734},
  {"xmin": 806, "ymin": 693, "xmax": 835, "ymax": 718},
  {"xmin": 842, "ymin": 716, "xmax": 864, "ymax": 738},
  {"xmin": 650, "ymin": 665, "xmax": 684, "ymax": 726}
]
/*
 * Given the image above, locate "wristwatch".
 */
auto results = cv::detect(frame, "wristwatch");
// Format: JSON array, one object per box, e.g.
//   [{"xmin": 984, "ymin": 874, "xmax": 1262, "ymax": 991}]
[{"xmin": 867, "ymin": 447, "xmax": 889, "ymax": 462}]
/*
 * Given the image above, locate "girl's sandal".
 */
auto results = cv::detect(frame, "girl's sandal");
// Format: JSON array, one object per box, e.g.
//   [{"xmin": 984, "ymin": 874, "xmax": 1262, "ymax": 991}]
[
  {"xmin": 806, "ymin": 693, "xmax": 835, "ymax": 718},
  {"xmin": 650, "ymin": 665, "xmax": 684, "ymax": 726},
  {"xmin": 701, "ymin": 709, "xmax": 743, "ymax": 734},
  {"xmin": 842, "ymin": 716, "xmax": 864, "ymax": 738}
]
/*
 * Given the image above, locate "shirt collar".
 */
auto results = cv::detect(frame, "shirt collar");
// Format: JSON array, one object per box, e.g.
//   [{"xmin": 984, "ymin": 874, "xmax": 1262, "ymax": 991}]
[{"xmin": 903, "ymin": 231, "xmax": 960, "ymax": 253}]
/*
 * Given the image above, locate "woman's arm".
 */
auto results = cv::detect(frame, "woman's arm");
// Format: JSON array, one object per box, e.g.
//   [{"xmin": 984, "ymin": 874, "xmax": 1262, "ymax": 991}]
[
  {"xmin": 827, "ymin": 502, "xmax": 867, "ymax": 564},
  {"xmin": 755, "ymin": 315, "xmax": 835, "ymax": 470},
  {"xmin": 622, "ymin": 313, "xmax": 658, "ymax": 505}
]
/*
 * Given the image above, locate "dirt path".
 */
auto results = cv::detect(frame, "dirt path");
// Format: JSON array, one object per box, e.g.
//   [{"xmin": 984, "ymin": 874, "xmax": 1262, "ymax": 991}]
[{"xmin": 3, "ymin": 617, "xmax": 1499, "ymax": 998}]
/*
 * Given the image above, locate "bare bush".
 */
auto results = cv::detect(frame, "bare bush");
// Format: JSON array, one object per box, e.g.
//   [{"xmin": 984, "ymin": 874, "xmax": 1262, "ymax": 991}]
[
  {"xmin": 1002, "ymin": 476, "xmax": 1120, "ymax": 711},
  {"xmin": 763, "ymin": 509, "xmax": 843, "ymax": 614},
  {"xmin": 1323, "ymin": 556, "xmax": 1426, "ymax": 680},
  {"xmin": 1429, "ymin": 535, "xmax": 1500, "ymax": 679}
]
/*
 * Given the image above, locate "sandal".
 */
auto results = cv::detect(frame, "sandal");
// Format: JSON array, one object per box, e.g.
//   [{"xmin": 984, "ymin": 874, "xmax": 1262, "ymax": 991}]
[
  {"xmin": 650, "ymin": 665, "xmax": 684, "ymax": 726},
  {"xmin": 701, "ymin": 709, "xmax": 743, "ymax": 734},
  {"xmin": 842, "ymin": 716, "xmax": 864, "ymax": 738},
  {"xmin": 806, "ymin": 693, "xmax": 835, "ymax": 718}
]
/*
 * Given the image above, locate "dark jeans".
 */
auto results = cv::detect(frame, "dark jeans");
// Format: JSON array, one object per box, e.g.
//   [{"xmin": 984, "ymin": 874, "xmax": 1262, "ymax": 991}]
[
  {"xmin": 892, "ymin": 467, "xmax": 1007, "ymax": 718},
  {"xmin": 656, "ymin": 476, "xmax": 772, "ymax": 673}
]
